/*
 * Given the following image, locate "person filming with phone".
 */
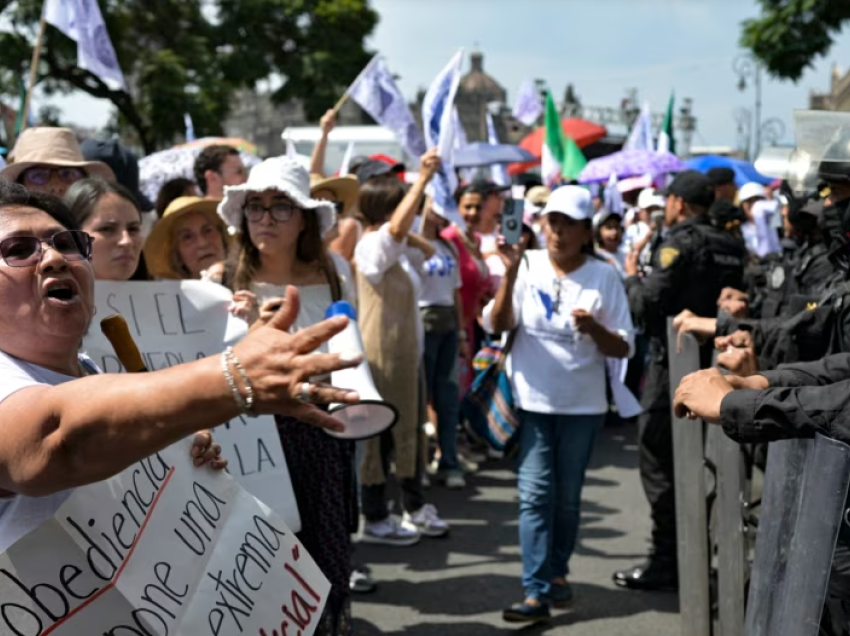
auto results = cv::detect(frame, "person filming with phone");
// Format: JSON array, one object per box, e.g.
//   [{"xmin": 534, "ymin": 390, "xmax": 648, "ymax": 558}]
[{"xmin": 484, "ymin": 185, "xmax": 634, "ymax": 623}]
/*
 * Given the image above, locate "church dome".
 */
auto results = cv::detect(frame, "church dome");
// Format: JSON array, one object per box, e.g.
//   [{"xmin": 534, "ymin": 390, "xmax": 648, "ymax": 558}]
[{"xmin": 458, "ymin": 52, "xmax": 506, "ymax": 103}]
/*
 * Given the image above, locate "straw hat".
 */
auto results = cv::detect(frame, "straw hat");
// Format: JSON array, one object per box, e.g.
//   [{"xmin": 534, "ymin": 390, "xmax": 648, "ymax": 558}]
[
  {"xmin": 218, "ymin": 157, "xmax": 336, "ymax": 236},
  {"xmin": 309, "ymin": 174, "xmax": 359, "ymax": 216},
  {"xmin": 1, "ymin": 127, "xmax": 115, "ymax": 183},
  {"xmin": 144, "ymin": 196, "xmax": 227, "ymax": 279}
]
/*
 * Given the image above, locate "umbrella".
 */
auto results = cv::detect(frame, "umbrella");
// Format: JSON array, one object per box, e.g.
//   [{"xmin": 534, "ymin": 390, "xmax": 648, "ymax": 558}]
[
  {"xmin": 684, "ymin": 154, "xmax": 773, "ymax": 187},
  {"xmin": 577, "ymin": 149, "xmax": 686, "ymax": 184},
  {"xmin": 177, "ymin": 136, "xmax": 259, "ymax": 155},
  {"xmin": 509, "ymin": 118, "xmax": 607, "ymax": 175},
  {"xmin": 453, "ymin": 142, "xmax": 535, "ymax": 168},
  {"xmin": 139, "ymin": 145, "xmax": 261, "ymax": 204}
]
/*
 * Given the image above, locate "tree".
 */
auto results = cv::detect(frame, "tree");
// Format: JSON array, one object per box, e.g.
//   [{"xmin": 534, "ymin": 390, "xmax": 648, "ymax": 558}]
[
  {"xmin": 740, "ymin": 0, "xmax": 850, "ymax": 82},
  {"xmin": 0, "ymin": 0, "xmax": 377, "ymax": 153}
]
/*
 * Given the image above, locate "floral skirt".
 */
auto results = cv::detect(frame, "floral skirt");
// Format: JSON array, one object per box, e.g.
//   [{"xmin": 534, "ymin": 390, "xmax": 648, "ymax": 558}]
[{"xmin": 276, "ymin": 416, "xmax": 357, "ymax": 636}]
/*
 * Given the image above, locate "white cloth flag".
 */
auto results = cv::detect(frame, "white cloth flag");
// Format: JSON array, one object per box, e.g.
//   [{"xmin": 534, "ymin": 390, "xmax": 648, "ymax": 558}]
[
  {"xmin": 623, "ymin": 101, "xmax": 654, "ymax": 152},
  {"xmin": 347, "ymin": 55, "xmax": 427, "ymax": 162},
  {"xmin": 43, "ymin": 0, "xmax": 126, "ymax": 89},
  {"xmin": 452, "ymin": 107, "xmax": 474, "ymax": 183},
  {"xmin": 487, "ymin": 112, "xmax": 511, "ymax": 186},
  {"xmin": 339, "ymin": 141, "xmax": 355, "ymax": 176},
  {"xmin": 422, "ymin": 49, "xmax": 465, "ymax": 227},
  {"xmin": 512, "ymin": 79, "xmax": 543, "ymax": 127},
  {"xmin": 183, "ymin": 113, "xmax": 195, "ymax": 142}
]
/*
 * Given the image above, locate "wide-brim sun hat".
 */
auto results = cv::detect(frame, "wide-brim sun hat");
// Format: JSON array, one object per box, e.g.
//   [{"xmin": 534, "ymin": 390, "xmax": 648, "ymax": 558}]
[
  {"xmin": 541, "ymin": 185, "xmax": 593, "ymax": 221},
  {"xmin": 218, "ymin": 156, "xmax": 336, "ymax": 236},
  {"xmin": 1, "ymin": 127, "xmax": 115, "ymax": 183},
  {"xmin": 310, "ymin": 174, "xmax": 359, "ymax": 216},
  {"xmin": 144, "ymin": 196, "xmax": 227, "ymax": 279}
]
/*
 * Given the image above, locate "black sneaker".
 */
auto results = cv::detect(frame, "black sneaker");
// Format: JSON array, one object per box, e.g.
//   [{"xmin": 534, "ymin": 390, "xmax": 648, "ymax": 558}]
[
  {"xmin": 613, "ymin": 559, "xmax": 678, "ymax": 592},
  {"xmin": 502, "ymin": 600, "xmax": 551, "ymax": 623}
]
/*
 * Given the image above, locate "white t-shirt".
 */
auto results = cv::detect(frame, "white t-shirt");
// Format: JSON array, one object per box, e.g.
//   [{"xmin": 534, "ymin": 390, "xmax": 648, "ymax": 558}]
[
  {"xmin": 419, "ymin": 240, "xmax": 461, "ymax": 308},
  {"xmin": 0, "ymin": 351, "xmax": 93, "ymax": 553},
  {"xmin": 482, "ymin": 250, "xmax": 635, "ymax": 415},
  {"xmin": 355, "ymin": 224, "xmax": 426, "ymax": 356}
]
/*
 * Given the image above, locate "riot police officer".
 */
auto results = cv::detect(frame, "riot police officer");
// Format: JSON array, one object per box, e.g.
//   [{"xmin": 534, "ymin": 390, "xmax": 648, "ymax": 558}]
[{"xmin": 613, "ymin": 170, "xmax": 747, "ymax": 591}]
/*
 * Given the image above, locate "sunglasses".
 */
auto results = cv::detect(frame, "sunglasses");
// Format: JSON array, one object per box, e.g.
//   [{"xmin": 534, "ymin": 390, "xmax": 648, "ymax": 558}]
[
  {"xmin": 0, "ymin": 230, "xmax": 93, "ymax": 267},
  {"xmin": 244, "ymin": 201, "xmax": 299, "ymax": 223},
  {"xmin": 21, "ymin": 167, "xmax": 87, "ymax": 186}
]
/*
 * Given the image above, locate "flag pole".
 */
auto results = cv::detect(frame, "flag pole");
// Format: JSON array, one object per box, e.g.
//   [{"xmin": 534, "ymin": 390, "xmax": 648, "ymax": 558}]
[
  {"xmin": 331, "ymin": 53, "xmax": 381, "ymax": 117},
  {"xmin": 21, "ymin": 13, "xmax": 47, "ymax": 137}
]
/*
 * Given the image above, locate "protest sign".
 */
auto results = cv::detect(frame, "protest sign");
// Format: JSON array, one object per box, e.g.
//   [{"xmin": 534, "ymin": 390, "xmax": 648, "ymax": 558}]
[
  {"xmin": 0, "ymin": 440, "xmax": 329, "ymax": 636},
  {"xmin": 82, "ymin": 280, "xmax": 300, "ymax": 532}
]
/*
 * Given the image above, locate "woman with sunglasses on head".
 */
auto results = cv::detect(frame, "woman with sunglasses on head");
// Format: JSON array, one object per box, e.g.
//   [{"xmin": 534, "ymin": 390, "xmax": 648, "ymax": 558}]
[
  {"xmin": 1, "ymin": 127, "xmax": 114, "ymax": 198},
  {"xmin": 214, "ymin": 156, "xmax": 357, "ymax": 636},
  {"xmin": 485, "ymin": 186, "xmax": 634, "ymax": 624},
  {"xmin": 65, "ymin": 177, "xmax": 148, "ymax": 281},
  {"xmin": 0, "ymin": 180, "xmax": 362, "ymax": 559}
]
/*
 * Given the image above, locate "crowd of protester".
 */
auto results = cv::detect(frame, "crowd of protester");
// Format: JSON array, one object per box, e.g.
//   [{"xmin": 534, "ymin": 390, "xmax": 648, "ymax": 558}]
[{"xmin": 2, "ymin": 112, "xmax": 850, "ymax": 635}]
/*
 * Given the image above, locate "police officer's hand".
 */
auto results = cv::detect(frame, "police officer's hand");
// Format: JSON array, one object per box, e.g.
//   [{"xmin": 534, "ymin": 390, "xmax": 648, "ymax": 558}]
[
  {"xmin": 717, "ymin": 287, "xmax": 749, "ymax": 319},
  {"xmin": 717, "ymin": 345, "xmax": 758, "ymax": 377},
  {"xmin": 673, "ymin": 368, "xmax": 734, "ymax": 424},
  {"xmin": 624, "ymin": 250, "xmax": 640, "ymax": 277},
  {"xmin": 673, "ymin": 309, "xmax": 716, "ymax": 342},
  {"xmin": 725, "ymin": 373, "xmax": 769, "ymax": 391},
  {"xmin": 714, "ymin": 329, "xmax": 754, "ymax": 352}
]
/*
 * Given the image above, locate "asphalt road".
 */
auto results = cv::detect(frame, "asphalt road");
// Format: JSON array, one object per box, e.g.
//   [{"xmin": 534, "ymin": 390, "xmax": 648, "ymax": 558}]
[{"xmin": 352, "ymin": 424, "xmax": 680, "ymax": 635}]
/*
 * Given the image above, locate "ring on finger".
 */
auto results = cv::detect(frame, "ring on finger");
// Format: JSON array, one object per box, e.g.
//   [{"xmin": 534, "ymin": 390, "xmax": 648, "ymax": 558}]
[{"xmin": 298, "ymin": 381, "xmax": 313, "ymax": 404}]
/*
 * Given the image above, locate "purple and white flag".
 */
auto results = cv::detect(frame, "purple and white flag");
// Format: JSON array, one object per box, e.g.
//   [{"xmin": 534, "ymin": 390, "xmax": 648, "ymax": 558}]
[
  {"xmin": 512, "ymin": 80, "xmax": 543, "ymax": 127},
  {"xmin": 44, "ymin": 0, "xmax": 126, "ymax": 89},
  {"xmin": 347, "ymin": 55, "xmax": 427, "ymax": 162},
  {"xmin": 623, "ymin": 101, "xmax": 654, "ymax": 152}
]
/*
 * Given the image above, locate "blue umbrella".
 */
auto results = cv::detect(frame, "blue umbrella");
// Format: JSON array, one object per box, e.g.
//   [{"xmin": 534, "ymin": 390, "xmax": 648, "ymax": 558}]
[
  {"xmin": 684, "ymin": 155, "xmax": 773, "ymax": 187},
  {"xmin": 453, "ymin": 142, "xmax": 535, "ymax": 168}
]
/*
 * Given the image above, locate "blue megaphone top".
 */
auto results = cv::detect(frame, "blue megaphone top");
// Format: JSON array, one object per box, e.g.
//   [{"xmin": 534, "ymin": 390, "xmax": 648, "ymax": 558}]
[{"xmin": 325, "ymin": 300, "xmax": 357, "ymax": 321}]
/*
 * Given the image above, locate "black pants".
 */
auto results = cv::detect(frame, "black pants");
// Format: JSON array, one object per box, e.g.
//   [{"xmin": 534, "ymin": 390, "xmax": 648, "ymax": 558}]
[
  {"xmin": 638, "ymin": 361, "xmax": 677, "ymax": 562},
  {"xmin": 361, "ymin": 429, "xmax": 425, "ymax": 522}
]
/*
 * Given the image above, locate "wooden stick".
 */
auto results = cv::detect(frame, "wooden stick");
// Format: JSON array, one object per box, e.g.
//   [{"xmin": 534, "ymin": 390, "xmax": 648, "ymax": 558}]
[
  {"xmin": 20, "ymin": 14, "xmax": 47, "ymax": 137},
  {"xmin": 331, "ymin": 91, "xmax": 350, "ymax": 117}
]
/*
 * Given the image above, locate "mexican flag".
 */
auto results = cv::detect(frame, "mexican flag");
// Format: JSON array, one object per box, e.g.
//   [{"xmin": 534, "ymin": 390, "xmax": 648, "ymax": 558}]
[
  {"xmin": 541, "ymin": 91, "xmax": 586, "ymax": 187},
  {"xmin": 657, "ymin": 92, "xmax": 676, "ymax": 155}
]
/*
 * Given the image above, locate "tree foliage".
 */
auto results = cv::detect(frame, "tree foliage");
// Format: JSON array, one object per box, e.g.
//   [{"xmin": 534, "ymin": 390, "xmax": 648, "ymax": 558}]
[
  {"xmin": 0, "ymin": 0, "xmax": 378, "ymax": 153},
  {"xmin": 741, "ymin": 0, "xmax": 850, "ymax": 82}
]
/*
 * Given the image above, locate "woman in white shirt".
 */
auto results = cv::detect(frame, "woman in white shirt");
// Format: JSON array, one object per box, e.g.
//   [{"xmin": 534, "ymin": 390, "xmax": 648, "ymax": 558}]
[
  {"xmin": 354, "ymin": 150, "xmax": 452, "ymax": 547},
  {"xmin": 484, "ymin": 185, "xmax": 634, "ymax": 624}
]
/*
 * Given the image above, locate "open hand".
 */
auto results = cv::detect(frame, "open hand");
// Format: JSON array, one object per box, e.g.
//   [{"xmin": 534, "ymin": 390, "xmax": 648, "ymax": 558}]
[{"xmin": 673, "ymin": 368, "xmax": 734, "ymax": 424}]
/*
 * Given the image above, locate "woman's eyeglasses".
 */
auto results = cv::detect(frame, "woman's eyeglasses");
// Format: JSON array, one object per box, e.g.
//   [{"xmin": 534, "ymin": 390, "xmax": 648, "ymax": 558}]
[
  {"xmin": 0, "ymin": 230, "xmax": 93, "ymax": 267},
  {"xmin": 21, "ymin": 167, "xmax": 86, "ymax": 186},
  {"xmin": 244, "ymin": 201, "xmax": 298, "ymax": 223}
]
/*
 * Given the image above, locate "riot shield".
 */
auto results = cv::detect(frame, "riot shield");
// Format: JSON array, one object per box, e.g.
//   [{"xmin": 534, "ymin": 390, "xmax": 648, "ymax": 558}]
[{"xmin": 745, "ymin": 434, "xmax": 850, "ymax": 636}]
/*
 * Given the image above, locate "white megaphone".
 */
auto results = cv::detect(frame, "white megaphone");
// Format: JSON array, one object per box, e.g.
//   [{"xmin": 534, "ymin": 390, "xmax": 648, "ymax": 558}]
[{"xmin": 324, "ymin": 301, "xmax": 399, "ymax": 440}]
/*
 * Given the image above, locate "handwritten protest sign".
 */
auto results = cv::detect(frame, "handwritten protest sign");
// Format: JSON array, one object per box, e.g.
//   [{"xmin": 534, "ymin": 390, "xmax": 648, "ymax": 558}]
[
  {"xmin": 0, "ymin": 440, "xmax": 329, "ymax": 636},
  {"xmin": 82, "ymin": 280, "xmax": 300, "ymax": 532}
]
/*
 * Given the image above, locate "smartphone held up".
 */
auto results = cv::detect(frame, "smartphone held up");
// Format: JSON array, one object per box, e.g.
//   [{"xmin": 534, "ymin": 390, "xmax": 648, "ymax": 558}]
[{"xmin": 501, "ymin": 185, "xmax": 525, "ymax": 246}]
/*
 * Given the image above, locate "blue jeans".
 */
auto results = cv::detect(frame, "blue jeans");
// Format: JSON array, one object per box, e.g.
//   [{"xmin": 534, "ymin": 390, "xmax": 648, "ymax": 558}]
[
  {"xmin": 517, "ymin": 410, "xmax": 604, "ymax": 601},
  {"xmin": 423, "ymin": 328, "xmax": 460, "ymax": 472}
]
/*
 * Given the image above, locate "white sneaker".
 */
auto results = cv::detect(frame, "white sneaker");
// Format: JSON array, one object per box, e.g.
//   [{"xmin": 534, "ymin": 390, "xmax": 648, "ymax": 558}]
[
  {"xmin": 403, "ymin": 503, "xmax": 450, "ymax": 538},
  {"xmin": 361, "ymin": 516, "xmax": 421, "ymax": 546}
]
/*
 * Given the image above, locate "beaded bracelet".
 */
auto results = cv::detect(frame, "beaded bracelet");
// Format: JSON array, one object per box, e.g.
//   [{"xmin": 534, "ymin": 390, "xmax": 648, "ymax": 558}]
[
  {"xmin": 221, "ymin": 350, "xmax": 248, "ymax": 413},
  {"xmin": 224, "ymin": 347, "xmax": 257, "ymax": 417}
]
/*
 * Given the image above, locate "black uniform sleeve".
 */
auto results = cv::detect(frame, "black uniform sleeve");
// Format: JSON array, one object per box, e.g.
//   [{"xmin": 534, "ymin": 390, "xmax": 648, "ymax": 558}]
[
  {"xmin": 720, "ymin": 380, "xmax": 850, "ymax": 445},
  {"xmin": 626, "ymin": 235, "xmax": 692, "ymax": 326},
  {"xmin": 760, "ymin": 353, "xmax": 850, "ymax": 388}
]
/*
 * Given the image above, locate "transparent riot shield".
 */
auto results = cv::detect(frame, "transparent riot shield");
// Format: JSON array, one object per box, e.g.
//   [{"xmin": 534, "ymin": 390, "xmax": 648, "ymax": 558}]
[{"xmin": 745, "ymin": 434, "xmax": 850, "ymax": 636}]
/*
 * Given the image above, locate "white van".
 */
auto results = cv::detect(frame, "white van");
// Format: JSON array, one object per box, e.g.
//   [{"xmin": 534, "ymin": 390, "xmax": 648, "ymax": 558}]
[{"xmin": 282, "ymin": 126, "xmax": 407, "ymax": 176}]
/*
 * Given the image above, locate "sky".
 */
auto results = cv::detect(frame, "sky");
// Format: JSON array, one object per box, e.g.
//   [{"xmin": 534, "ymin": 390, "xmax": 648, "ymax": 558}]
[{"xmin": 53, "ymin": 0, "xmax": 850, "ymax": 152}]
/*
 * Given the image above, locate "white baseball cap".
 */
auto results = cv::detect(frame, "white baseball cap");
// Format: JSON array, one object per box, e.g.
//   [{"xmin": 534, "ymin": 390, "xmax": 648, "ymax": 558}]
[
  {"xmin": 637, "ymin": 188, "xmax": 666, "ymax": 210},
  {"xmin": 541, "ymin": 185, "xmax": 593, "ymax": 221},
  {"xmin": 739, "ymin": 182, "xmax": 767, "ymax": 202}
]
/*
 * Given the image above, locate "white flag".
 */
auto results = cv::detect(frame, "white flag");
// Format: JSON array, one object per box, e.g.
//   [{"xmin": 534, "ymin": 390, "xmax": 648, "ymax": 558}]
[
  {"xmin": 623, "ymin": 101, "xmax": 654, "ymax": 152},
  {"xmin": 452, "ymin": 107, "xmax": 474, "ymax": 183},
  {"xmin": 486, "ymin": 112, "xmax": 511, "ymax": 186},
  {"xmin": 512, "ymin": 79, "xmax": 543, "ymax": 127},
  {"xmin": 339, "ymin": 141, "xmax": 354, "ymax": 176},
  {"xmin": 43, "ymin": 0, "xmax": 126, "ymax": 89},
  {"xmin": 184, "ymin": 112, "xmax": 195, "ymax": 142}
]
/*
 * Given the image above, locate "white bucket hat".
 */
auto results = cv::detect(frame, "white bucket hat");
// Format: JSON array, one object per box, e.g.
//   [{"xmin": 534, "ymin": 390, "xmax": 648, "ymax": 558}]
[{"xmin": 218, "ymin": 156, "xmax": 336, "ymax": 236}]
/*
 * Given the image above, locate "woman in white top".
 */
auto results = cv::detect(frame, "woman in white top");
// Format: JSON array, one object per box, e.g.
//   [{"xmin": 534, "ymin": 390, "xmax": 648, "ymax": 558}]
[
  {"xmin": 484, "ymin": 185, "xmax": 634, "ymax": 623},
  {"xmin": 593, "ymin": 208, "xmax": 629, "ymax": 277},
  {"xmin": 354, "ymin": 150, "xmax": 452, "ymax": 546},
  {"xmin": 0, "ymin": 179, "xmax": 360, "ymax": 556},
  {"xmin": 216, "ymin": 156, "xmax": 357, "ymax": 636}
]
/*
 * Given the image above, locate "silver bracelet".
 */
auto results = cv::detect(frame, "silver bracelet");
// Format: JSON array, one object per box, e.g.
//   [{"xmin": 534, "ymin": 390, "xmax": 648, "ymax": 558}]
[
  {"xmin": 221, "ymin": 350, "xmax": 248, "ymax": 413},
  {"xmin": 225, "ymin": 347, "xmax": 256, "ymax": 416}
]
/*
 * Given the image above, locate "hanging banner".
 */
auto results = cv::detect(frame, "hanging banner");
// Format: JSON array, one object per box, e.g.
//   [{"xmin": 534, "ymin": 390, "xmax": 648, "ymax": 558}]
[
  {"xmin": 82, "ymin": 280, "xmax": 300, "ymax": 532},
  {"xmin": 0, "ymin": 439, "xmax": 328, "ymax": 636}
]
